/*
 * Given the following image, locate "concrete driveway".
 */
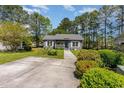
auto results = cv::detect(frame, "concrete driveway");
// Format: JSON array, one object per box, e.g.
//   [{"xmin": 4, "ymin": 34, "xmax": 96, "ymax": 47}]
[{"xmin": 0, "ymin": 50, "xmax": 79, "ymax": 88}]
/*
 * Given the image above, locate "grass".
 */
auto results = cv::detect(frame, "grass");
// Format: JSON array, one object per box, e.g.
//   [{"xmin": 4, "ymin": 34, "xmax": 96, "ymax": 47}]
[{"xmin": 0, "ymin": 48, "xmax": 64, "ymax": 64}]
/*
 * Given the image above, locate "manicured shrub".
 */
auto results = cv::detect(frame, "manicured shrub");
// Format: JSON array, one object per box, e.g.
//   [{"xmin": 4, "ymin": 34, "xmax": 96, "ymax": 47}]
[
  {"xmin": 47, "ymin": 49, "xmax": 57, "ymax": 56},
  {"xmin": 99, "ymin": 49, "xmax": 122, "ymax": 68},
  {"xmin": 55, "ymin": 48, "xmax": 64, "ymax": 50},
  {"xmin": 77, "ymin": 50, "xmax": 102, "ymax": 63},
  {"xmin": 80, "ymin": 68, "xmax": 124, "ymax": 88},
  {"xmin": 75, "ymin": 60, "xmax": 99, "ymax": 78},
  {"xmin": 36, "ymin": 48, "xmax": 47, "ymax": 55}
]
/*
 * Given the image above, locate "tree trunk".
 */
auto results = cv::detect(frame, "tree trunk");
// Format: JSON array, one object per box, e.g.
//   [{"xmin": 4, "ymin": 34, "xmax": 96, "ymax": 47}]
[
  {"xmin": 104, "ymin": 18, "xmax": 107, "ymax": 49},
  {"xmin": 121, "ymin": 6, "xmax": 124, "ymax": 33}
]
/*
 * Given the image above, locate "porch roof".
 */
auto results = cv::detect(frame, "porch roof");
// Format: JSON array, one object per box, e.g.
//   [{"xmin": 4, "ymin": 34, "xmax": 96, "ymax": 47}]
[{"xmin": 43, "ymin": 34, "xmax": 83, "ymax": 41}]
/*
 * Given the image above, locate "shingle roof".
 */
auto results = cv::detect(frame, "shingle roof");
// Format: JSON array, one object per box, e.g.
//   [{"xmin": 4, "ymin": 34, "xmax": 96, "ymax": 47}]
[{"xmin": 43, "ymin": 34, "xmax": 83, "ymax": 40}]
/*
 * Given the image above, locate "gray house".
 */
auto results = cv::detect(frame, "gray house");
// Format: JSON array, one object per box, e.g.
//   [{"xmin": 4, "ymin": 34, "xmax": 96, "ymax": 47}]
[
  {"xmin": 115, "ymin": 36, "xmax": 124, "ymax": 51},
  {"xmin": 43, "ymin": 34, "xmax": 83, "ymax": 50}
]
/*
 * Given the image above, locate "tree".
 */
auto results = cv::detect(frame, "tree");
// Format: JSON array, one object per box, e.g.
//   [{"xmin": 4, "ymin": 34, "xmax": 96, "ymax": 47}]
[
  {"xmin": 58, "ymin": 18, "xmax": 72, "ymax": 32},
  {"xmin": 99, "ymin": 6, "xmax": 114, "ymax": 48},
  {"xmin": 0, "ymin": 5, "xmax": 29, "ymax": 24},
  {"xmin": 0, "ymin": 21, "xmax": 29, "ymax": 51},
  {"xmin": 49, "ymin": 29, "xmax": 67, "ymax": 35},
  {"xmin": 87, "ymin": 10, "xmax": 99, "ymax": 49},
  {"xmin": 30, "ymin": 12, "xmax": 51, "ymax": 47},
  {"xmin": 114, "ymin": 5, "xmax": 124, "ymax": 35},
  {"xmin": 73, "ymin": 11, "xmax": 99, "ymax": 49}
]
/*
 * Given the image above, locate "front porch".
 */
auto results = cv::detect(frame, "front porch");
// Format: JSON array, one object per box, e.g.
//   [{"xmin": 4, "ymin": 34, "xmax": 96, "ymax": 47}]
[{"xmin": 44, "ymin": 40, "xmax": 82, "ymax": 50}]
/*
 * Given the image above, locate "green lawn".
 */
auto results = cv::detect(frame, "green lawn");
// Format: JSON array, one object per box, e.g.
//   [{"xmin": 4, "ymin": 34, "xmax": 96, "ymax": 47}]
[{"xmin": 0, "ymin": 48, "xmax": 64, "ymax": 64}]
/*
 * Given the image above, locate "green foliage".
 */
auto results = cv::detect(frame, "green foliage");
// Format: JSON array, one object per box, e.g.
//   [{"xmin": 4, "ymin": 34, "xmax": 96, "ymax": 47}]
[
  {"xmin": 55, "ymin": 48, "xmax": 64, "ymax": 50},
  {"xmin": 49, "ymin": 29, "xmax": 69, "ymax": 35},
  {"xmin": 36, "ymin": 48, "xmax": 63, "ymax": 59},
  {"xmin": 0, "ymin": 21, "xmax": 30, "ymax": 51},
  {"xmin": 30, "ymin": 12, "xmax": 51, "ymax": 47},
  {"xmin": 71, "ymin": 50, "xmax": 80, "ymax": 57},
  {"xmin": 77, "ymin": 50, "xmax": 102, "ymax": 63},
  {"xmin": 49, "ymin": 17, "xmax": 72, "ymax": 35},
  {"xmin": 80, "ymin": 68, "xmax": 124, "ymax": 88},
  {"xmin": 47, "ymin": 49, "xmax": 57, "ymax": 56},
  {"xmin": 23, "ymin": 37, "xmax": 32, "ymax": 51},
  {"xmin": 75, "ymin": 60, "xmax": 99, "ymax": 78},
  {"xmin": 0, "ymin": 5, "xmax": 29, "ymax": 24},
  {"xmin": 99, "ymin": 49, "xmax": 122, "ymax": 68}
]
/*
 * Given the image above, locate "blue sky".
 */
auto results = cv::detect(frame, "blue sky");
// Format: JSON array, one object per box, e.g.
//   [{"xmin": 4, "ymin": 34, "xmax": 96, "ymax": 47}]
[{"xmin": 23, "ymin": 5, "xmax": 102, "ymax": 29}]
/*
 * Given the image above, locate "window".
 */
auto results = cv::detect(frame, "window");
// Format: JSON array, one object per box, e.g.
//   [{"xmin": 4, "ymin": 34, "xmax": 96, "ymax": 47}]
[
  {"xmin": 73, "ymin": 42, "xmax": 78, "ymax": 47},
  {"xmin": 76, "ymin": 42, "xmax": 78, "ymax": 46},
  {"xmin": 48, "ymin": 41, "xmax": 52, "ymax": 46}
]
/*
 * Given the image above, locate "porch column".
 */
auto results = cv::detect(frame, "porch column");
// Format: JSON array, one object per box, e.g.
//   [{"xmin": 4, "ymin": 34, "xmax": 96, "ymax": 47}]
[
  {"xmin": 78, "ymin": 41, "xmax": 80, "ymax": 47},
  {"xmin": 52, "ymin": 41, "xmax": 54, "ymax": 48},
  {"xmin": 70, "ymin": 41, "xmax": 73, "ymax": 48},
  {"xmin": 45, "ymin": 41, "xmax": 48, "ymax": 47}
]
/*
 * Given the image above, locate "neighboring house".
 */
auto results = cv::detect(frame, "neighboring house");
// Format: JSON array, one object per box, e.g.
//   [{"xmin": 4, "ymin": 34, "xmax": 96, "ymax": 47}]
[
  {"xmin": 115, "ymin": 38, "xmax": 124, "ymax": 45},
  {"xmin": 0, "ymin": 42, "xmax": 7, "ymax": 51},
  {"xmin": 114, "ymin": 35, "xmax": 124, "ymax": 52},
  {"xmin": 0, "ymin": 42, "xmax": 24, "ymax": 51},
  {"xmin": 115, "ymin": 32, "xmax": 124, "ymax": 45},
  {"xmin": 43, "ymin": 34, "xmax": 83, "ymax": 50},
  {"xmin": 0, "ymin": 24, "xmax": 30, "ymax": 51}
]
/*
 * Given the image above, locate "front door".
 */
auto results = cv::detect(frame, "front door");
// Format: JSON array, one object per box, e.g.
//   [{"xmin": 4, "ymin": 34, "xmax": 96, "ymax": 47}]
[{"xmin": 65, "ymin": 41, "xmax": 68, "ymax": 49}]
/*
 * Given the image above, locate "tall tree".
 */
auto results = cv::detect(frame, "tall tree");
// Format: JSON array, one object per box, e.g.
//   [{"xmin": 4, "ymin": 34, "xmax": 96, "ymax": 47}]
[
  {"xmin": 58, "ymin": 18, "xmax": 72, "ymax": 33},
  {"xmin": 99, "ymin": 5, "xmax": 113, "ymax": 48},
  {"xmin": 0, "ymin": 5, "xmax": 29, "ymax": 24},
  {"xmin": 115, "ymin": 5, "xmax": 124, "ymax": 35},
  {"xmin": 30, "ymin": 12, "xmax": 51, "ymax": 47}
]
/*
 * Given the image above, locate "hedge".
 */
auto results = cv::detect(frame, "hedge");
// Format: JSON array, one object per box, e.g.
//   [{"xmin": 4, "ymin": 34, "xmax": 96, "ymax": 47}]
[
  {"xmin": 77, "ymin": 50, "xmax": 102, "ymax": 63},
  {"xmin": 80, "ymin": 68, "xmax": 124, "ymax": 88},
  {"xmin": 99, "ymin": 49, "xmax": 122, "ymax": 68},
  {"xmin": 75, "ymin": 60, "xmax": 99, "ymax": 78}
]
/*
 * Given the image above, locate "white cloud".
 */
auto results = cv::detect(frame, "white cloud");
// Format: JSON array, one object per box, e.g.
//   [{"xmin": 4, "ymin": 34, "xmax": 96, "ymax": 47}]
[
  {"xmin": 79, "ymin": 7, "xmax": 97, "ymax": 14},
  {"xmin": 32, "ymin": 5, "xmax": 49, "ymax": 10},
  {"xmin": 23, "ymin": 6, "xmax": 40, "ymax": 14},
  {"xmin": 22, "ymin": 6, "xmax": 34, "ymax": 14},
  {"xmin": 32, "ymin": 5, "xmax": 49, "ymax": 13},
  {"xmin": 63, "ymin": 5, "xmax": 75, "ymax": 12},
  {"xmin": 73, "ymin": 7, "xmax": 98, "ymax": 16},
  {"xmin": 23, "ymin": 5, "xmax": 49, "ymax": 14}
]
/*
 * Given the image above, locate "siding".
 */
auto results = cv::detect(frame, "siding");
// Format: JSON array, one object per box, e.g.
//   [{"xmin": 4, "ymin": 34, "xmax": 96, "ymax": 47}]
[{"xmin": 0, "ymin": 43, "xmax": 7, "ymax": 50}]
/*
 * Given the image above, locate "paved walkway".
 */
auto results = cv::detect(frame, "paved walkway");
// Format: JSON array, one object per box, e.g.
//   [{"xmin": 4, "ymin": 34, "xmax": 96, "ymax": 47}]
[{"xmin": 0, "ymin": 50, "xmax": 79, "ymax": 88}]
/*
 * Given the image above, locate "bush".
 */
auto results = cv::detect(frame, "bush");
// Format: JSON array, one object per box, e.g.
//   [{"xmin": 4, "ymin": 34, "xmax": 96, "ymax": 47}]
[
  {"xmin": 36, "ymin": 48, "xmax": 48, "ymax": 55},
  {"xmin": 0, "ymin": 22, "xmax": 29, "ymax": 51},
  {"xmin": 80, "ymin": 68, "xmax": 124, "ymax": 88},
  {"xmin": 55, "ymin": 48, "xmax": 64, "ymax": 50},
  {"xmin": 23, "ymin": 42, "xmax": 32, "ymax": 51},
  {"xmin": 99, "ymin": 50, "xmax": 122, "ymax": 68},
  {"xmin": 47, "ymin": 49, "xmax": 57, "ymax": 56},
  {"xmin": 77, "ymin": 50, "xmax": 102, "ymax": 62},
  {"xmin": 75, "ymin": 60, "xmax": 99, "ymax": 78}
]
